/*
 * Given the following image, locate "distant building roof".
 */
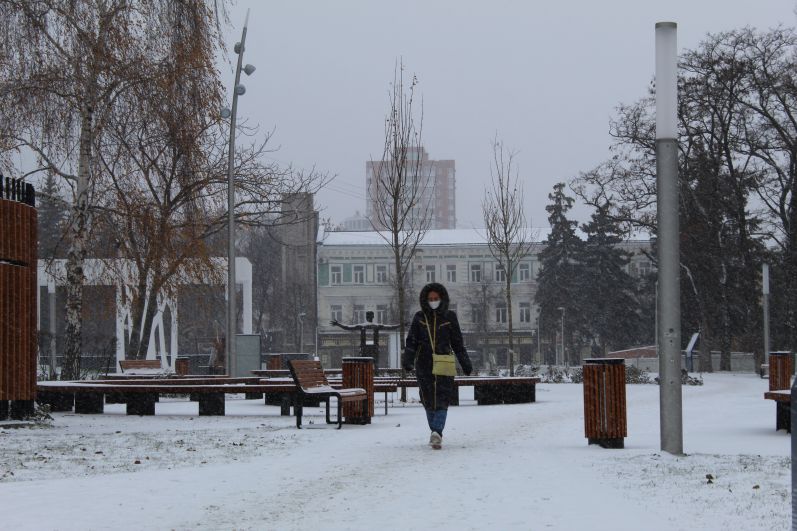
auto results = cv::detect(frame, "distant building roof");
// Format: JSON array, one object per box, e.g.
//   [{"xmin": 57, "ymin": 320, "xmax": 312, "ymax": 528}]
[{"xmin": 319, "ymin": 228, "xmax": 549, "ymax": 246}]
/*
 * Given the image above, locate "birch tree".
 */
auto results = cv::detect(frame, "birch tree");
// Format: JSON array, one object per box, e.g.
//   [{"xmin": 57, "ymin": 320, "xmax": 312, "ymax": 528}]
[{"xmin": 0, "ymin": 0, "xmax": 229, "ymax": 378}]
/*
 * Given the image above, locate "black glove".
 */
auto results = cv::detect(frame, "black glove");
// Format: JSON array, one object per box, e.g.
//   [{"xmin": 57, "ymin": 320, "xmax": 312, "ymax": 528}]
[
  {"xmin": 462, "ymin": 361, "xmax": 473, "ymax": 376},
  {"xmin": 403, "ymin": 363, "xmax": 414, "ymax": 372}
]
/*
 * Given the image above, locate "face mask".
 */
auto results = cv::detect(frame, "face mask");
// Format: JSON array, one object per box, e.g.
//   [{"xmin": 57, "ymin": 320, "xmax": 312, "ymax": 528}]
[{"xmin": 428, "ymin": 300, "xmax": 441, "ymax": 310}]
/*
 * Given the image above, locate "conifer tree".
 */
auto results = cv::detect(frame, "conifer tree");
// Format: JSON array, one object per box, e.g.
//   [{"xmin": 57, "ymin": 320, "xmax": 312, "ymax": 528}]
[
  {"xmin": 534, "ymin": 183, "xmax": 584, "ymax": 365},
  {"xmin": 578, "ymin": 202, "xmax": 641, "ymax": 355}
]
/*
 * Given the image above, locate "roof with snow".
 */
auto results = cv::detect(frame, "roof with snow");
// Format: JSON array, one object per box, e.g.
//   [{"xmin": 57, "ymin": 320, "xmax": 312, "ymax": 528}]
[{"xmin": 318, "ymin": 228, "xmax": 551, "ymax": 246}]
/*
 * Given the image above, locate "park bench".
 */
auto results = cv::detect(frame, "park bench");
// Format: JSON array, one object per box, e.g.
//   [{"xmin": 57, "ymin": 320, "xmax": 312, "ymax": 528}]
[
  {"xmin": 288, "ymin": 360, "xmax": 369, "ymax": 429},
  {"xmin": 388, "ymin": 376, "xmax": 540, "ymax": 405},
  {"xmin": 764, "ymin": 390, "xmax": 791, "ymax": 433},
  {"xmin": 37, "ymin": 380, "xmax": 298, "ymax": 417}
]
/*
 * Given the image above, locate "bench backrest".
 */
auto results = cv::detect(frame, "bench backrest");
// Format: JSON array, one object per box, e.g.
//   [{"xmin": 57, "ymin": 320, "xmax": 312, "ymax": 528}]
[
  {"xmin": 119, "ymin": 360, "xmax": 162, "ymax": 373},
  {"xmin": 288, "ymin": 360, "xmax": 330, "ymax": 391}
]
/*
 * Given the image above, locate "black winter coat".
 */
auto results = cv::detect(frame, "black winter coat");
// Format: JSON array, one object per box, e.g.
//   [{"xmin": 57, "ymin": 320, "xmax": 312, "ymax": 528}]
[{"xmin": 402, "ymin": 283, "xmax": 472, "ymax": 410}]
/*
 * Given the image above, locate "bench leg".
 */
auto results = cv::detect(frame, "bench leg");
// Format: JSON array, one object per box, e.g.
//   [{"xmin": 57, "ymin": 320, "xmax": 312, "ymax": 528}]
[
  {"xmin": 0, "ymin": 400, "xmax": 8, "ymax": 420},
  {"xmin": 37, "ymin": 391, "xmax": 74, "ymax": 412},
  {"xmin": 776, "ymin": 401, "xmax": 791, "ymax": 432},
  {"xmin": 475, "ymin": 384, "xmax": 503, "ymax": 405},
  {"xmin": 9, "ymin": 400, "xmax": 34, "ymax": 420},
  {"xmin": 198, "ymin": 393, "xmax": 225, "ymax": 416},
  {"xmin": 296, "ymin": 398, "xmax": 303, "ymax": 429},
  {"xmin": 127, "ymin": 393, "xmax": 157, "ymax": 416},
  {"xmin": 385, "ymin": 392, "xmax": 389, "ymax": 415},
  {"xmin": 326, "ymin": 398, "xmax": 333, "ymax": 424},
  {"xmin": 75, "ymin": 392, "xmax": 104, "ymax": 414},
  {"xmin": 280, "ymin": 394, "xmax": 292, "ymax": 416},
  {"xmin": 337, "ymin": 399, "xmax": 343, "ymax": 429}
]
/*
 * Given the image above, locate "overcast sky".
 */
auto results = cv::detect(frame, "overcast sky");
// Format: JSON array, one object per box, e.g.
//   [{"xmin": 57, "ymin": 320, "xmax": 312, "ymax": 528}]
[{"xmin": 220, "ymin": 0, "xmax": 795, "ymax": 229}]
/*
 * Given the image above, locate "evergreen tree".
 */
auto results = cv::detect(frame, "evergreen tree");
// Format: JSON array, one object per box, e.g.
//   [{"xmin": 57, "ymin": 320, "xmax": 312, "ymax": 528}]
[
  {"xmin": 578, "ymin": 202, "xmax": 642, "ymax": 355},
  {"xmin": 534, "ymin": 183, "xmax": 585, "ymax": 364}
]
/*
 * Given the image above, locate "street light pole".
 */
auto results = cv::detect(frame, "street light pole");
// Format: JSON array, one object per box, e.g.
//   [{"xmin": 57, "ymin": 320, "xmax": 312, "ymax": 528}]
[
  {"xmin": 224, "ymin": 9, "xmax": 255, "ymax": 377},
  {"xmin": 557, "ymin": 307, "xmax": 565, "ymax": 366},
  {"xmin": 298, "ymin": 312, "xmax": 306, "ymax": 354},
  {"xmin": 762, "ymin": 263, "xmax": 770, "ymax": 376},
  {"xmin": 655, "ymin": 21, "xmax": 683, "ymax": 455}
]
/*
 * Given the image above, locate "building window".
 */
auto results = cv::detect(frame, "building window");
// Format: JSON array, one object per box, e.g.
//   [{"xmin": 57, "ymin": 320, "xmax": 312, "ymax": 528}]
[
  {"xmin": 495, "ymin": 264, "xmax": 506, "ymax": 282},
  {"xmin": 519, "ymin": 302, "xmax": 531, "ymax": 323},
  {"xmin": 426, "ymin": 264, "xmax": 436, "ymax": 283},
  {"xmin": 470, "ymin": 264, "xmax": 482, "ymax": 283},
  {"xmin": 471, "ymin": 304, "xmax": 484, "ymax": 324},
  {"xmin": 330, "ymin": 305, "xmax": 342, "ymax": 322},
  {"xmin": 353, "ymin": 304, "xmax": 366, "ymax": 323},
  {"xmin": 639, "ymin": 261, "xmax": 651, "ymax": 277},
  {"xmin": 353, "ymin": 265, "xmax": 365, "ymax": 284},
  {"xmin": 496, "ymin": 302, "xmax": 507, "ymax": 324},
  {"xmin": 376, "ymin": 265, "xmax": 388, "ymax": 283},
  {"xmin": 446, "ymin": 264, "xmax": 456, "ymax": 283},
  {"xmin": 376, "ymin": 304, "xmax": 388, "ymax": 323},
  {"xmin": 519, "ymin": 262, "xmax": 531, "ymax": 281},
  {"xmin": 331, "ymin": 265, "xmax": 342, "ymax": 285}
]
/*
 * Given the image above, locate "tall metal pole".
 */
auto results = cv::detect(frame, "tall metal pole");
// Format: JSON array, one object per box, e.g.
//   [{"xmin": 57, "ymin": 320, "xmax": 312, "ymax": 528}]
[
  {"xmin": 226, "ymin": 10, "xmax": 250, "ymax": 377},
  {"xmin": 536, "ymin": 316, "xmax": 542, "ymax": 365},
  {"xmin": 655, "ymin": 21, "xmax": 683, "ymax": 455},
  {"xmin": 763, "ymin": 263, "xmax": 770, "ymax": 375}
]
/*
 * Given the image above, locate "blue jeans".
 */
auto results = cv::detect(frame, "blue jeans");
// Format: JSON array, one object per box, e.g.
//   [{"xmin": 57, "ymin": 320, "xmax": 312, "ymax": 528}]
[{"xmin": 425, "ymin": 408, "xmax": 448, "ymax": 435}]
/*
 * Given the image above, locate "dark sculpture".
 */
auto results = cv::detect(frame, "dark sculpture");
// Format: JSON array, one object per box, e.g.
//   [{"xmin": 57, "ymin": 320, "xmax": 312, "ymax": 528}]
[{"xmin": 330, "ymin": 311, "xmax": 399, "ymax": 364}]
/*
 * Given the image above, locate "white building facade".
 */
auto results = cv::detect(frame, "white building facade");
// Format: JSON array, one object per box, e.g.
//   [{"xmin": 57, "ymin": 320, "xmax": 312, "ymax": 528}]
[{"xmin": 316, "ymin": 228, "xmax": 652, "ymax": 368}]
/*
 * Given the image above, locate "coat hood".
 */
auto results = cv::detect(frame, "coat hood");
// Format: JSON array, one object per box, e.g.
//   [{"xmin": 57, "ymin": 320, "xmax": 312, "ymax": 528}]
[{"xmin": 419, "ymin": 282, "xmax": 450, "ymax": 314}]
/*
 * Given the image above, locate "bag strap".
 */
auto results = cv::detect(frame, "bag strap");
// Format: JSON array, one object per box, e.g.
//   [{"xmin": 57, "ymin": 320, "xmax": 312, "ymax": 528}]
[{"xmin": 423, "ymin": 312, "xmax": 437, "ymax": 353}]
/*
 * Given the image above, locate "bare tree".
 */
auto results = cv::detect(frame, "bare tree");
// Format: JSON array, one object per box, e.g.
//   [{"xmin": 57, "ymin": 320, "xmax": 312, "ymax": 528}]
[
  {"xmin": 482, "ymin": 137, "xmax": 534, "ymax": 375},
  {"xmin": 368, "ymin": 61, "xmax": 431, "ymax": 394}
]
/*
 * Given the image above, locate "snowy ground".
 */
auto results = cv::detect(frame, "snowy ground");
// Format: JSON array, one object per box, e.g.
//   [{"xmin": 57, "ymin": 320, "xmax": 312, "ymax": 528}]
[{"xmin": 0, "ymin": 373, "xmax": 790, "ymax": 531}]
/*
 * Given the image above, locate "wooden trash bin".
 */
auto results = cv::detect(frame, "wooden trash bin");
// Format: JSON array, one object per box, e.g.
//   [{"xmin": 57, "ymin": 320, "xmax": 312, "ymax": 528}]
[
  {"xmin": 583, "ymin": 358, "xmax": 627, "ymax": 449},
  {"xmin": 175, "ymin": 357, "xmax": 190, "ymax": 376},
  {"xmin": 769, "ymin": 351, "xmax": 793, "ymax": 431},
  {"xmin": 342, "ymin": 357, "xmax": 374, "ymax": 424},
  {"xmin": 769, "ymin": 351, "xmax": 793, "ymax": 391}
]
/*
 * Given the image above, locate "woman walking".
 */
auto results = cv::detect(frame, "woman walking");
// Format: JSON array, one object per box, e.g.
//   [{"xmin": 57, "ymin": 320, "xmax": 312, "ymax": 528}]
[{"xmin": 403, "ymin": 282, "xmax": 472, "ymax": 449}]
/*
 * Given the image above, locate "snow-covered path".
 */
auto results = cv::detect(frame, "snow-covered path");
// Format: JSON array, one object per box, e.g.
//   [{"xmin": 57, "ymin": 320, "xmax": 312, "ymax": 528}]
[{"xmin": 0, "ymin": 373, "xmax": 790, "ymax": 530}]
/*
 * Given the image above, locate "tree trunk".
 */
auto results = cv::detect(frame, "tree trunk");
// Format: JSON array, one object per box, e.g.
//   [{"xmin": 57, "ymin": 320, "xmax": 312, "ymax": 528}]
[
  {"xmin": 505, "ymin": 268, "xmax": 514, "ymax": 376},
  {"xmin": 125, "ymin": 278, "xmax": 149, "ymax": 360},
  {"xmin": 396, "ymin": 241, "xmax": 407, "ymax": 402},
  {"xmin": 719, "ymin": 263, "xmax": 732, "ymax": 371},
  {"xmin": 61, "ymin": 107, "xmax": 93, "ymax": 380}
]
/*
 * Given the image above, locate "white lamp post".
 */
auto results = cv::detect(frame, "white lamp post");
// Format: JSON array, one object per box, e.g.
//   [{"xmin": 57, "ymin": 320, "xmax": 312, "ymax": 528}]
[{"xmin": 656, "ymin": 21, "xmax": 683, "ymax": 455}]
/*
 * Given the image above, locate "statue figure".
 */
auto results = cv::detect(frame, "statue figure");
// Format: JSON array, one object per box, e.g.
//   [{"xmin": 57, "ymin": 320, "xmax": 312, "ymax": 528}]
[{"xmin": 330, "ymin": 311, "xmax": 400, "ymax": 364}]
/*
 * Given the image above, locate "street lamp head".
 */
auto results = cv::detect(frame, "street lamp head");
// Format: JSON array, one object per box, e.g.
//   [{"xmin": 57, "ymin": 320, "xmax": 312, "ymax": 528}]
[
  {"xmin": 220, "ymin": 107, "xmax": 231, "ymax": 119},
  {"xmin": 243, "ymin": 64, "xmax": 256, "ymax": 76},
  {"xmin": 234, "ymin": 84, "xmax": 246, "ymax": 96}
]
